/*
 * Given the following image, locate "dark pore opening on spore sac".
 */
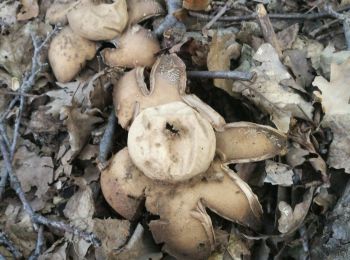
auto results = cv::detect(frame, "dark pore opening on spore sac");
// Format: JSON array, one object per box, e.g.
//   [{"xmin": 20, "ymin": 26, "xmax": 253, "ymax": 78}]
[{"xmin": 166, "ymin": 122, "xmax": 179, "ymax": 134}]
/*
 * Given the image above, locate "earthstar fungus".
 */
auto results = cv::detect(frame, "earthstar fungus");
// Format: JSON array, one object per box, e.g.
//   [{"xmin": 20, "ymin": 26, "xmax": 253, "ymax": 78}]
[{"xmin": 101, "ymin": 55, "xmax": 287, "ymax": 259}]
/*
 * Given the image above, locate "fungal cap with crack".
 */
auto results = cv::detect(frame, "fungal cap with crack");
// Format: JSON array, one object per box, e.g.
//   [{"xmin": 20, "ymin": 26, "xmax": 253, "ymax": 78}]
[
  {"xmin": 128, "ymin": 101, "xmax": 216, "ymax": 182},
  {"xmin": 146, "ymin": 160, "xmax": 263, "ymax": 259},
  {"xmin": 67, "ymin": 0, "xmax": 128, "ymax": 41},
  {"xmin": 216, "ymin": 122, "xmax": 288, "ymax": 164},
  {"xmin": 183, "ymin": 0, "xmax": 212, "ymax": 10},
  {"xmin": 102, "ymin": 25, "xmax": 160, "ymax": 68},
  {"xmin": 100, "ymin": 147, "xmax": 151, "ymax": 220},
  {"xmin": 127, "ymin": 0, "xmax": 165, "ymax": 26},
  {"xmin": 113, "ymin": 54, "xmax": 186, "ymax": 129},
  {"xmin": 48, "ymin": 26, "xmax": 96, "ymax": 83}
]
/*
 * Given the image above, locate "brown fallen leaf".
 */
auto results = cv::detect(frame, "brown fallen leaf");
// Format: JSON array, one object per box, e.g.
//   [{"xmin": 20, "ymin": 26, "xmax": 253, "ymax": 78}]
[
  {"xmin": 93, "ymin": 218, "xmax": 130, "ymax": 259},
  {"xmin": 61, "ymin": 105, "xmax": 103, "ymax": 158},
  {"xmin": 233, "ymin": 43, "xmax": 314, "ymax": 132},
  {"xmin": 0, "ymin": 21, "xmax": 51, "ymax": 78},
  {"xmin": 207, "ymin": 29, "xmax": 241, "ymax": 96},
  {"xmin": 13, "ymin": 146, "xmax": 54, "ymax": 198},
  {"xmin": 277, "ymin": 23, "xmax": 299, "ymax": 51},
  {"xmin": 313, "ymin": 58, "xmax": 350, "ymax": 173},
  {"xmin": 17, "ymin": 0, "xmax": 39, "ymax": 21}
]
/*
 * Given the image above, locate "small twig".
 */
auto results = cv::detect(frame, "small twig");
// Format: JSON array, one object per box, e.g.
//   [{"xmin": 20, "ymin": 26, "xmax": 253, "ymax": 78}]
[
  {"xmin": 256, "ymin": 4, "xmax": 282, "ymax": 58},
  {"xmin": 309, "ymin": 19, "xmax": 340, "ymax": 37},
  {"xmin": 0, "ymin": 90, "xmax": 38, "ymax": 97},
  {"xmin": 154, "ymin": 0, "xmax": 182, "ymax": 36},
  {"xmin": 324, "ymin": 5, "xmax": 350, "ymax": 49},
  {"xmin": 28, "ymin": 225, "xmax": 44, "ymax": 260},
  {"xmin": 203, "ymin": 0, "xmax": 234, "ymax": 32},
  {"xmin": 0, "ymin": 137, "xmax": 101, "ymax": 247},
  {"xmin": 99, "ymin": 109, "xmax": 117, "ymax": 169},
  {"xmin": 188, "ymin": 4, "xmax": 350, "ymax": 22},
  {"xmin": 187, "ymin": 70, "xmax": 255, "ymax": 81},
  {"xmin": 0, "ymin": 231, "xmax": 22, "ymax": 259}
]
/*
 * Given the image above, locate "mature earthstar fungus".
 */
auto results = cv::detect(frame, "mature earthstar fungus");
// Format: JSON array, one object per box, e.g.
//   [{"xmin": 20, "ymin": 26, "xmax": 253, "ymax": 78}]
[{"xmin": 101, "ymin": 54, "xmax": 287, "ymax": 259}]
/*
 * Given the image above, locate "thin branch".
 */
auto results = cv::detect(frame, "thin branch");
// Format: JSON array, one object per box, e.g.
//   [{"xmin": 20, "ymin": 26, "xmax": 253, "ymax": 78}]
[
  {"xmin": 324, "ymin": 5, "xmax": 350, "ymax": 49},
  {"xmin": 188, "ymin": 4, "xmax": 350, "ymax": 22},
  {"xmin": 99, "ymin": 109, "xmax": 117, "ymax": 169},
  {"xmin": 28, "ymin": 225, "xmax": 44, "ymax": 260},
  {"xmin": 187, "ymin": 70, "xmax": 255, "ymax": 81},
  {"xmin": 0, "ymin": 136, "xmax": 101, "ymax": 247},
  {"xmin": 203, "ymin": 0, "xmax": 234, "ymax": 32},
  {"xmin": 0, "ymin": 231, "xmax": 22, "ymax": 259},
  {"xmin": 0, "ymin": 26, "xmax": 101, "ymax": 250},
  {"xmin": 154, "ymin": 0, "xmax": 183, "ymax": 36}
]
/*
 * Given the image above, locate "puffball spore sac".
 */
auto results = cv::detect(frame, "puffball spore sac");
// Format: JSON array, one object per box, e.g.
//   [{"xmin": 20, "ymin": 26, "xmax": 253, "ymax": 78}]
[{"xmin": 127, "ymin": 102, "xmax": 216, "ymax": 182}]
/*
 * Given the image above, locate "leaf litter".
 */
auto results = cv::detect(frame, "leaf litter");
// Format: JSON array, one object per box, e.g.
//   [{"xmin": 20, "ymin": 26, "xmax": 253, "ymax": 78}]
[{"xmin": 1, "ymin": 0, "xmax": 350, "ymax": 259}]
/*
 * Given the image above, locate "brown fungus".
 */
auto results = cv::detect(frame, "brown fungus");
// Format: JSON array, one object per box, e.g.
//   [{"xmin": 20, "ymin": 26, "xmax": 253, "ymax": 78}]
[
  {"xmin": 101, "ymin": 149, "xmax": 263, "ymax": 260},
  {"xmin": 127, "ymin": 0, "xmax": 165, "ymax": 26},
  {"xmin": 67, "ymin": 0, "xmax": 128, "ymax": 41},
  {"xmin": 113, "ymin": 54, "xmax": 186, "ymax": 129},
  {"xmin": 216, "ymin": 122, "xmax": 288, "ymax": 164},
  {"xmin": 128, "ymin": 102, "xmax": 216, "ymax": 182},
  {"xmin": 100, "ymin": 147, "xmax": 152, "ymax": 220},
  {"xmin": 102, "ymin": 25, "xmax": 160, "ymax": 68},
  {"xmin": 48, "ymin": 26, "xmax": 96, "ymax": 83}
]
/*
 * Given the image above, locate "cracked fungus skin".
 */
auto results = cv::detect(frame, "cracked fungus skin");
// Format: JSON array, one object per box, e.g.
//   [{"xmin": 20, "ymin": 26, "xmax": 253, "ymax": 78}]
[{"xmin": 128, "ymin": 102, "xmax": 216, "ymax": 182}]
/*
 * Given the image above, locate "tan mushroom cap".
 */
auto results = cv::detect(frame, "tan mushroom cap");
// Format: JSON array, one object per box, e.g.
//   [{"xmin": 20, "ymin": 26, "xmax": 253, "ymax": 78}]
[
  {"xmin": 127, "ymin": 0, "xmax": 165, "ymax": 26},
  {"xmin": 216, "ymin": 122, "xmax": 288, "ymax": 164},
  {"xmin": 102, "ymin": 25, "xmax": 160, "ymax": 68},
  {"xmin": 48, "ymin": 26, "xmax": 96, "ymax": 83},
  {"xmin": 45, "ymin": 1, "xmax": 77, "ymax": 25},
  {"xmin": 67, "ymin": 0, "xmax": 128, "ymax": 41},
  {"xmin": 128, "ymin": 102, "xmax": 216, "ymax": 183},
  {"xmin": 145, "ymin": 160, "xmax": 262, "ymax": 260},
  {"xmin": 100, "ymin": 147, "xmax": 152, "ymax": 220},
  {"xmin": 113, "ymin": 54, "xmax": 186, "ymax": 129},
  {"xmin": 183, "ymin": 0, "xmax": 212, "ymax": 11}
]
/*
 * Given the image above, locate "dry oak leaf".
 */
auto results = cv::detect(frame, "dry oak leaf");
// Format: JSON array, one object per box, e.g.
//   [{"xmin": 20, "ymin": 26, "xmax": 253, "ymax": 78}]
[
  {"xmin": 13, "ymin": 146, "xmax": 54, "ymax": 198},
  {"xmin": 207, "ymin": 29, "xmax": 241, "ymax": 96},
  {"xmin": 233, "ymin": 43, "xmax": 314, "ymax": 132},
  {"xmin": 61, "ymin": 105, "xmax": 103, "ymax": 158},
  {"xmin": 313, "ymin": 58, "xmax": 350, "ymax": 173},
  {"xmin": 0, "ymin": 21, "xmax": 51, "ymax": 78}
]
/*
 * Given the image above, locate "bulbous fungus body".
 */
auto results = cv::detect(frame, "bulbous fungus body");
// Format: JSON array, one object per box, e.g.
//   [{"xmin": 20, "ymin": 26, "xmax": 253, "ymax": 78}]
[
  {"xmin": 48, "ymin": 26, "xmax": 96, "ymax": 83},
  {"xmin": 128, "ymin": 102, "xmax": 216, "ymax": 182},
  {"xmin": 102, "ymin": 25, "xmax": 160, "ymax": 68},
  {"xmin": 67, "ymin": 0, "xmax": 128, "ymax": 41},
  {"xmin": 100, "ymin": 148, "xmax": 151, "ymax": 220},
  {"xmin": 183, "ymin": 0, "xmax": 212, "ymax": 10},
  {"xmin": 127, "ymin": 0, "xmax": 165, "ymax": 26},
  {"xmin": 113, "ymin": 54, "xmax": 186, "ymax": 129}
]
